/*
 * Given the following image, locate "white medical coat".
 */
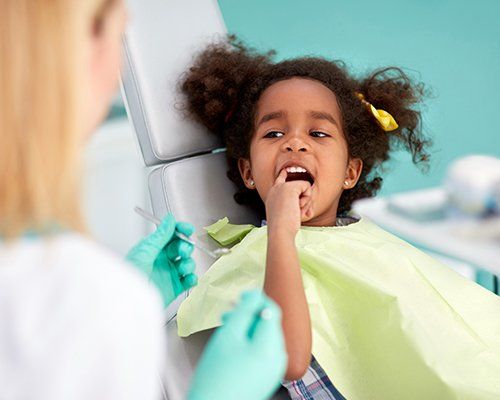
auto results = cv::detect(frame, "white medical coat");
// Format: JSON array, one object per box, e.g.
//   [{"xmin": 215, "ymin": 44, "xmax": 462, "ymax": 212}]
[{"xmin": 0, "ymin": 233, "xmax": 166, "ymax": 400}]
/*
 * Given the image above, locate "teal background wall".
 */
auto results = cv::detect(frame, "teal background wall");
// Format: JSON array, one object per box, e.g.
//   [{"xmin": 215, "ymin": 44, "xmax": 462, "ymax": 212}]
[{"xmin": 218, "ymin": 0, "xmax": 500, "ymax": 195}]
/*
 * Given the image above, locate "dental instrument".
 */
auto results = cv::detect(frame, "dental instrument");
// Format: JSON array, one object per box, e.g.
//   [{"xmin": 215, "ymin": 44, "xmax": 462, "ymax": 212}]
[{"xmin": 134, "ymin": 207, "xmax": 231, "ymax": 259}]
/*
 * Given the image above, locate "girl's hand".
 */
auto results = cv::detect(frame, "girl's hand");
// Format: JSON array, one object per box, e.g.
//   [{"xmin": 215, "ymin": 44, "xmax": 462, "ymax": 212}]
[{"xmin": 265, "ymin": 169, "xmax": 313, "ymax": 238}]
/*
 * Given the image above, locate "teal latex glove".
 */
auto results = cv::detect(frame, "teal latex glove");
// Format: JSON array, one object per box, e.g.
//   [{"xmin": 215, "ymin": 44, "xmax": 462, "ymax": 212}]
[
  {"xmin": 126, "ymin": 214, "xmax": 197, "ymax": 307},
  {"xmin": 187, "ymin": 290, "xmax": 287, "ymax": 400}
]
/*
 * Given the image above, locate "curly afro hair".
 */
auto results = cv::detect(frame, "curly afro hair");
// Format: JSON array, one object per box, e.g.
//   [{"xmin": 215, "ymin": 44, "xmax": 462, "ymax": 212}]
[{"xmin": 180, "ymin": 36, "xmax": 431, "ymax": 219}]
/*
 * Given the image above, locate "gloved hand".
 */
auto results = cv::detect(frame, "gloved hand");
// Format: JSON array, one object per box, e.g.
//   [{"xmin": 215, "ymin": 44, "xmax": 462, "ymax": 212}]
[
  {"xmin": 126, "ymin": 213, "xmax": 197, "ymax": 307},
  {"xmin": 187, "ymin": 290, "xmax": 287, "ymax": 400}
]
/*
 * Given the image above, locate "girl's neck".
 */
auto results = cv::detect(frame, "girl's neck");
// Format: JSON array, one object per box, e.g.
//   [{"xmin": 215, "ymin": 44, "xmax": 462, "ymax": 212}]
[{"xmin": 302, "ymin": 206, "xmax": 338, "ymax": 227}]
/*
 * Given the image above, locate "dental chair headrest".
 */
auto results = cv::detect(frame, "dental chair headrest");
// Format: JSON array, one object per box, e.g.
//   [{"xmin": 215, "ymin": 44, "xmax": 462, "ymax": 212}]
[{"xmin": 121, "ymin": 0, "xmax": 226, "ymax": 165}]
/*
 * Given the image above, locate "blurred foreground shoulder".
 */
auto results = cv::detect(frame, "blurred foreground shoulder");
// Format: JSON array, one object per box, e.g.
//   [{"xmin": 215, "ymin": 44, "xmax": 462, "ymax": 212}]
[{"xmin": 0, "ymin": 233, "xmax": 165, "ymax": 400}]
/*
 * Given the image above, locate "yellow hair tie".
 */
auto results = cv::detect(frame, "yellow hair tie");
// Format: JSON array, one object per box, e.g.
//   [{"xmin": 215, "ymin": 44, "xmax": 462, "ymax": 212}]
[{"xmin": 356, "ymin": 93, "xmax": 398, "ymax": 132}]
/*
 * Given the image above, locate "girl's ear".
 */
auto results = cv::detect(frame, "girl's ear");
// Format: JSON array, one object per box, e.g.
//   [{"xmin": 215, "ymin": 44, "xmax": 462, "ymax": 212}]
[
  {"xmin": 343, "ymin": 158, "xmax": 363, "ymax": 189},
  {"xmin": 238, "ymin": 158, "xmax": 256, "ymax": 189}
]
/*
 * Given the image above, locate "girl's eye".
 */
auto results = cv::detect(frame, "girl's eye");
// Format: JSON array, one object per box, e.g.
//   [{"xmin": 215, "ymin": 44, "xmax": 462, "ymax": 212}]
[
  {"xmin": 264, "ymin": 131, "xmax": 284, "ymax": 138},
  {"xmin": 310, "ymin": 131, "xmax": 330, "ymax": 138}
]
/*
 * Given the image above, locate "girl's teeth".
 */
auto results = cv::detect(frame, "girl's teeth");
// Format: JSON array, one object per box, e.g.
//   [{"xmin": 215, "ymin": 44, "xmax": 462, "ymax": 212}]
[{"xmin": 286, "ymin": 166, "xmax": 307, "ymax": 173}]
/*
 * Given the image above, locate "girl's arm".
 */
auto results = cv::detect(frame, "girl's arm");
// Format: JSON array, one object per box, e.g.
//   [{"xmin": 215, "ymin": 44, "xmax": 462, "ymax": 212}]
[
  {"xmin": 263, "ymin": 169, "xmax": 313, "ymax": 381},
  {"xmin": 265, "ymin": 227, "xmax": 312, "ymax": 381}
]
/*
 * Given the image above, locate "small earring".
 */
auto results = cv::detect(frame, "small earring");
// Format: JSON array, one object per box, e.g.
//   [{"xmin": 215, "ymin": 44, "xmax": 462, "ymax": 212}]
[
  {"xmin": 249, "ymin": 179, "xmax": 255, "ymax": 187},
  {"xmin": 344, "ymin": 180, "xmax": 349, "ymax": 187}
]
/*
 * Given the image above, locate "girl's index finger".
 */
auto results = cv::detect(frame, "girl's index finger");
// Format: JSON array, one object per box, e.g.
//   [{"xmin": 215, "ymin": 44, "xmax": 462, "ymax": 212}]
[
  {"xmin": 288, "ymin": 179, "xmax": 312, "ymax": 196},
  {"xmin": 274, "ymin": 168, "xmax": 288, "ymax": 185}
]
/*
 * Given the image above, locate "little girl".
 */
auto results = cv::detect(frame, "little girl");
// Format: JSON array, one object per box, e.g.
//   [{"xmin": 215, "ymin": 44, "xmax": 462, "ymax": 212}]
[{"xmin": 176, "ymin": 37, "xmax": 500, "ymax": 400}]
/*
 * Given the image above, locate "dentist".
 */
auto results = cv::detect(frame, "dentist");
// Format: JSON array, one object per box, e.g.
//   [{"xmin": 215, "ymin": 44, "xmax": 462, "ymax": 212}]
[{"xmin": 0, "ymin": 1, "xmax": 286, "ymax": 399}]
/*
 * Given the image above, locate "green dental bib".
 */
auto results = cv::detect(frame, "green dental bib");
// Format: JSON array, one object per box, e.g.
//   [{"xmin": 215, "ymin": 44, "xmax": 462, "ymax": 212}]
[{"xmin": 178, "ymin": 217, "xmax": 500, "ymax": 400}]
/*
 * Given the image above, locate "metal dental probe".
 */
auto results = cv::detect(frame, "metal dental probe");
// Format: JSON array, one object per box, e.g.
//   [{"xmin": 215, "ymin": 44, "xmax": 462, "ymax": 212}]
[{"xmin": 134, "ymin": 207, "xmax": 231, "ymax": 259}]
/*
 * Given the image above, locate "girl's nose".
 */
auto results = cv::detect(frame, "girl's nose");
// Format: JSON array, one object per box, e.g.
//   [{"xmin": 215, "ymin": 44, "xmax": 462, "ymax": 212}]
[{"xmin": 282, "ymin": 136, "xmax": 310, "ymax": 153}]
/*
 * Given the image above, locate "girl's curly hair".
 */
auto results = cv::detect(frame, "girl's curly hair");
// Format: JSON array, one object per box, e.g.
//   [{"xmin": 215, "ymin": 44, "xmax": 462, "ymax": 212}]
[{"xmin": 181, "ymin": 36, "xmax": 431, "ymax": 218}]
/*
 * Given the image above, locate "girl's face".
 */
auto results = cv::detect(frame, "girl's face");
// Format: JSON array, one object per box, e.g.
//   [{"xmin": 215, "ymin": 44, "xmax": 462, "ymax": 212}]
[{"xmin": 239, "ymin": 77, "xmax": 362, "ymax": 226}]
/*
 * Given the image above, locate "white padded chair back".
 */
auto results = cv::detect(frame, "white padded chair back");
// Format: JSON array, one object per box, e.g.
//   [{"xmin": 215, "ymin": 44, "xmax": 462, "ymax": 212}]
[{"xmin": 121, "ymin": 0, "xmax": 225, "ymax": 165}]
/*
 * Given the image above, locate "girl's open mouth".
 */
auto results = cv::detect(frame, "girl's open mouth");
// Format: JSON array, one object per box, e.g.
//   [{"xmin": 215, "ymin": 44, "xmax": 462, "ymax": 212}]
[{"xmin": 284, "ymin": 166, "xmax": 315, "ymax": 185}]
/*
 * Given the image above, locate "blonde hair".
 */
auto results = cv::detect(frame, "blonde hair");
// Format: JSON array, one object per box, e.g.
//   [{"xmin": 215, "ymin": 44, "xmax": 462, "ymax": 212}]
[{"xmin": 0, "ymin": 0, "xmax": 115, "ymax": 238}]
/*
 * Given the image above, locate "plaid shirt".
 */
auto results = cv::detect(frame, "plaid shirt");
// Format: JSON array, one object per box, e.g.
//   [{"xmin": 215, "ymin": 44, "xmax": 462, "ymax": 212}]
[{"xmin": 282, "ymin": 356, "xmax": 346, "ymax": 400}]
